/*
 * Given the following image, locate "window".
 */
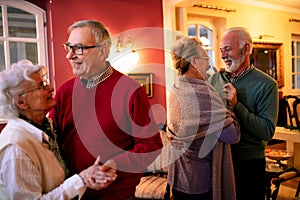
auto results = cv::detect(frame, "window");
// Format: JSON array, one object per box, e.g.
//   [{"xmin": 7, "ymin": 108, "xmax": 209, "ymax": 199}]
[
  {"xmin": 0, "ymin": 0, "xmax": 47, "ymax": 72},
  {"xmin": 291, "ymin": 35, "xmax": 300, "ymax": 90},
  {"xmin": 188, "ymin": 24, "xmax": 216, "ymax": 75}
]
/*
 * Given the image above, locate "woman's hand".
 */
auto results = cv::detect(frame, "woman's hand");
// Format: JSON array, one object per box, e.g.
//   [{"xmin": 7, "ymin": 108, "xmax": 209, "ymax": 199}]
[{"xmin": 79, "ymin": 156, "xmax": 117, "ymax": 190}]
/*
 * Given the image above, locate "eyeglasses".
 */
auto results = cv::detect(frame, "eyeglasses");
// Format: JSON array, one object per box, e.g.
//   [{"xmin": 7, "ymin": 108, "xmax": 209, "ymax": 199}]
[
  {"xmin": 19, "ymin": 80, "xmax": 50, "ymax": 96},
  {"xmin": 63, "ymin": 43, "xmax": 103, "ymax": 55},
  {"xmin": 198, "ymin": 56, "xmax": 210, "ymax": 64}
]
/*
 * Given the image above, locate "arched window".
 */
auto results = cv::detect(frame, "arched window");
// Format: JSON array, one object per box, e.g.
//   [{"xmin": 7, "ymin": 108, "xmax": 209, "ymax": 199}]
[
  {"xmin": 0, "ymin": 0, "xmax": 47, "ymax": 71},
  {"xmin": 292, "ymin": 34, "xmax": 300, "ymax": 90},
  {"xmin": 188, "ymin": 23, "xmax": 216, "ymax": 75}
]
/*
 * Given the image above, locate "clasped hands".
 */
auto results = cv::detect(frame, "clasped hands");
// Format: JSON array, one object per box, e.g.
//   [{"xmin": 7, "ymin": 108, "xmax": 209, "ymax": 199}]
[{"xmin": 79, "ymin": 156, "xmax": 117, "ymax": 190}]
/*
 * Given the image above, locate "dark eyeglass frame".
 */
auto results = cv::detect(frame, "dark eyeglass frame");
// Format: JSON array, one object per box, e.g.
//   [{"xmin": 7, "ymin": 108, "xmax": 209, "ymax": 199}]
[
  {"xmin": 18, "ymin": 80, "xmax": 49, "ymax": 96},
  {"xmin": 63, "ymin": 43, "xmax": 103, "ymax": 55}
]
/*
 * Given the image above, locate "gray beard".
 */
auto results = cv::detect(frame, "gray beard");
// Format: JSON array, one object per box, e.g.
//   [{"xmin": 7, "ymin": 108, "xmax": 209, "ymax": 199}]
[{"xmin": 225, "ymin": 53, "xmax": 245, "ymax": 73}]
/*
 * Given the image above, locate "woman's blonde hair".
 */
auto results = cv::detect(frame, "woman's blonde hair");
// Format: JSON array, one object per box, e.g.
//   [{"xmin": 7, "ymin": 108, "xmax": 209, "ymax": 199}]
[{"xmin": 170, "ymin": 37, "xmax": 205, "ymax": 75}]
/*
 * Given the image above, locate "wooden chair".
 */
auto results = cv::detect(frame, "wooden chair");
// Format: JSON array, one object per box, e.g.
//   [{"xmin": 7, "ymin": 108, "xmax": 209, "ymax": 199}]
[
  {"xmin": 285, "ymin": 95, "xmax": 300, "ymax": 198},
  {"xmin": 270, "ymin": 170, "xmax": 300, "ymax": 199},
  {"xmin": 135, "ymin": 123, "xmax": 172, "ymax": 200},
  {"xmin": 284, "ymin": 95, "xmax": 300, "ymax": 129},
  {"xmin": 265, "ymin": 95, "xmax": 300, "ymax": 199}
]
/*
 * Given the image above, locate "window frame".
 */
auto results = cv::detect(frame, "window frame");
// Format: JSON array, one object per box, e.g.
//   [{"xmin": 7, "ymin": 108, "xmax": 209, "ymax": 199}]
[
  {"xmin": 0, "ymin": 0, "xmax": 48, "ymax": 70},
  {"xmin": 291, "ymin": 35, "xmax": 300, "ymax": 91},
  {"xmin": 187, "ymin": 22, "xmax": 216, "ymax": 69}
]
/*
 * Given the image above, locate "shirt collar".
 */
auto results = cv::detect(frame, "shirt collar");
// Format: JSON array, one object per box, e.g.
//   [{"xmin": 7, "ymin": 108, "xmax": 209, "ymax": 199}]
[
  {"xmin": 223, "ymin": 65, "xmax": 254, "ymax": 83},
  {"xmin": 80, "ymin": 61, "xmax": 114, "ymax": 89},
  {"xmin": 9, "ymin": 118, "xmax": 50, "ymax": 143}
]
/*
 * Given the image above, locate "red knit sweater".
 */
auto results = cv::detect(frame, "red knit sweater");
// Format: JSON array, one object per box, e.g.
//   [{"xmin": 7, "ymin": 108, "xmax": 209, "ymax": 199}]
[{"xmin": 50, "ymin": 69, "xmax": 162, "ymax": 199}]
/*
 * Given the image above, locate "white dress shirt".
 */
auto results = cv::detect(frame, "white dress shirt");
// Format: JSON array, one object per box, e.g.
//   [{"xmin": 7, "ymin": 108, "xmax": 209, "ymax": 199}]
[{"xmin": 0, "ymin": 118, "xmax": 86, "ymax": 200}]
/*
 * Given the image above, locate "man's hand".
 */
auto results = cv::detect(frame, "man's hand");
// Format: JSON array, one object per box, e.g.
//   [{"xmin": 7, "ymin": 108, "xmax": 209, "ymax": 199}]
[
  {"xmin": 79, "ymin": 156, "xmax": 117, "ymax": 190},
  {"xmin": 222, "ymin": 83, "xmax": 238, "ymax": 108}
]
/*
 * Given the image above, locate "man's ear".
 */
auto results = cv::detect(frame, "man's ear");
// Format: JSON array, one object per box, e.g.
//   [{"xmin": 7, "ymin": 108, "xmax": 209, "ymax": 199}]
[
  {"xmin": 14, "ymin": 96, "xmax": 28, "ymax": 110},
  {"xmin": 99, "ymin": 45, "xmax": 109, "ymax": 60},
  {"xmin": 245, "ymin": 43, "xmax": 251, "ymax": 55}
]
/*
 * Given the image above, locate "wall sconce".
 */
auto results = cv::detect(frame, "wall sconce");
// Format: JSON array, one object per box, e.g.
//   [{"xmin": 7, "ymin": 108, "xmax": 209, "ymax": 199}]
[
  {"xmin": 110, "ymin": 36, "xmax": 140, "ymax": 71},
  {"xmin": 289, "ymin": 18, "xmax": 300, "ymax": 23},
  {"xmin": 258, "ymin": 34, "xmax": 274, "ymax": 39},
  {"xmin": 115, "ymin": 37, "xmax": 134, "ymax": 53}
]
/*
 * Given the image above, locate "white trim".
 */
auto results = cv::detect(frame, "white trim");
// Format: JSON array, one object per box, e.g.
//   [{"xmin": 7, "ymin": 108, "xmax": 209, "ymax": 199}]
[
  {"xmin": 291, "ymin": 35, "xmax": 300, "ymax": 91},
  {"xmin": 0, "ymin": 0, "xmax": 48, "ymax": 69}
]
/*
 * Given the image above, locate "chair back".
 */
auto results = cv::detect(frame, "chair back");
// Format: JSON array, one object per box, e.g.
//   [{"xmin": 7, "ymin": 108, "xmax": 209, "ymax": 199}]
[
  {"xmin": 292, "ymin": 98, "xmax": 300, "ymax": 127},
  {"xmin": 284, "ymin": 95, "xmax": 300, "ymax": 129}
]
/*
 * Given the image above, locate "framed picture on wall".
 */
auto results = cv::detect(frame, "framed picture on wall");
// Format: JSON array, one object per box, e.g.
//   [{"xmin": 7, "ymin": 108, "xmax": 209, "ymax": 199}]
[{"xmin": 127, "ymin": 73, "xmax": 152, "ymax": 98}]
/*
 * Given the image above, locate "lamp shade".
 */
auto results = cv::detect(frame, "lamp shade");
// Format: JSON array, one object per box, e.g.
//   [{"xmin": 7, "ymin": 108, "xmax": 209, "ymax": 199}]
[{"xmin": 111, "ymin": 50, "xmax": 140, "ymax": 71}]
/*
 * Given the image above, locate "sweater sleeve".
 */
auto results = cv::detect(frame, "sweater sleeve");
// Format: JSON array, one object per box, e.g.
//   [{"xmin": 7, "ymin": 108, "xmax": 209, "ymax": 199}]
[
  {"xmin": 219, "ymin": 122, "xmax": 240, "ymax": 144},
  {"xmin": 233, "ymin": 76, "xmax": 278, "ymax": 141},
  {"xmin": 111, "ymin": 86, "xmax": 163, "ymax": 172}
]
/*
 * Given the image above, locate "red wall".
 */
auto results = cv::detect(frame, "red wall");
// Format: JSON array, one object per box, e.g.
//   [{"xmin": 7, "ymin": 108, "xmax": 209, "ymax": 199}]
[{"xmin": 27, "ymin": 0, "xmax": 166, "ymax": 122}]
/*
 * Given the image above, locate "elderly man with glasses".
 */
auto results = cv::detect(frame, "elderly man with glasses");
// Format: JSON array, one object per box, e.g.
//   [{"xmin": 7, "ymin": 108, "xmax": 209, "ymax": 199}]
[{"xmin": 49, "ymin": 20, "xmax": 163, "ymax": 200}]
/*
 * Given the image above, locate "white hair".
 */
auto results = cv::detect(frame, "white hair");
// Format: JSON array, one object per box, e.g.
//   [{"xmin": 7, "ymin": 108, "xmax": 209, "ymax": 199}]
[
  {"xmin": 0, "ymin": 59, "xmax": 47, "ymax": 119},
  {"xmin": 224, "ymin": 27, "xmax": 253, "ymax": 52}
]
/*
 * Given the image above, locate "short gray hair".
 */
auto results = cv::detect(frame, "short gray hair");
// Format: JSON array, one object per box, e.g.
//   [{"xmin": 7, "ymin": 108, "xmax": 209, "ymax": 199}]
[
  {"xmin": 224, "ymin": 27, "xmax": 253, "ymax": 52},
  {"xmin": 0, "ymin": 59, "xmax": 47, "ymax": 119},
  {"xmin": 68, "ymin": 20, "xmax": 112, "ymax": 50}
]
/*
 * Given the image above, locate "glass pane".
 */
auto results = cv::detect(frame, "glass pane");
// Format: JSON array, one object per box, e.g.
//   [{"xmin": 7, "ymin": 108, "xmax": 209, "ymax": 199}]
[
  {"xmin": 199, "ymin": 25, "xmax": 213, "ymax": 47},
  {"xmin": 207, "ymin": 49, "xmax": 215, "ymax": 67},
  {"xmin": 10, "ymin": 42, "xmax": 38, "ymax": 64},
  {"xmin": 188, "ymin": 24, "xmax": 196, "ymax": 37},
  {"xmin": 297, "ymin": 75, "xmax": 300, "ymax": 89},
  {"xmin": 292, "ymin": 58, "xmax": 295, "ymax": 72},
  {"xmin": 292, "ymin": 41, "xmax": 295, "ymax": 56},
  {"xmin": 0, "ymin": 6, "xmax": 3, "ymax": 37},
  {"xmin": 292, "ymin": 75, "xmax": 295, "ymax": 89},
  {"xmin": 0, "ymin": 41, "xmax": 5, "ymax": 71},
  {"xmin": 206, "ymin": 49, "xmax": 216, "ymax": 76},
  {"xmin": 297, "ymin": 42, "xmax": 300, "ymax": 56},
  {"xmin": 8, "ymin": 7, "xmax": 36, "ymax": 38},
  {"xmin": 298, "ymin": 58, "xmax": 300, "ymax": 72}
]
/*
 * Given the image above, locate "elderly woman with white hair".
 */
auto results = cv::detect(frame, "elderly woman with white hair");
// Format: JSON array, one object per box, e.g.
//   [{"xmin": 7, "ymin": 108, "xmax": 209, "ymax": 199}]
[{"xmin": 0, "ymin": 59, "xmax": 117, "ymax": 200}]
